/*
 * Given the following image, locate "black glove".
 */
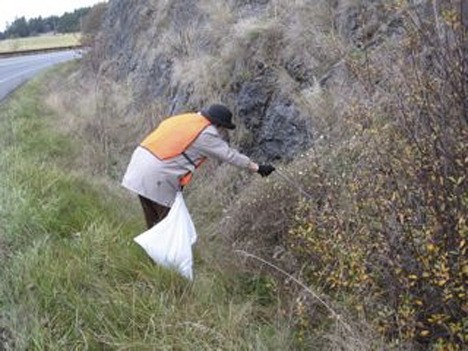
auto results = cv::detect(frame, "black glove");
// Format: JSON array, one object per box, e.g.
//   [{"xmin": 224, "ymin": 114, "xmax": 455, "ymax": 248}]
[{"xmin": 257, "ymin": 164, "xmax": 275, "ymax": 177}]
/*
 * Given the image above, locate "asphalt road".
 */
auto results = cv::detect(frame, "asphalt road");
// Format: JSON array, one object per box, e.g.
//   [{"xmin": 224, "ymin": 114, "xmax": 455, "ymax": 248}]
[{"xmin": 0, "ymin": 50, "xmax": 81, "ymax": 102}]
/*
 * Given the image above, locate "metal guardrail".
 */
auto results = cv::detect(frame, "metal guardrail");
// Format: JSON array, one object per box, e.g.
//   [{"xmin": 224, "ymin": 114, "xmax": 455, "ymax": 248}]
[{"xmin": 0, "ymin": 45, "xmax": 83, "ymax": 58}]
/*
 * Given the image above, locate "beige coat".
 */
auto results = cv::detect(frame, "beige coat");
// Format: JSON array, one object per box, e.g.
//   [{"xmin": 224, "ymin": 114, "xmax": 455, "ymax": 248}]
[{"xmin": 122, "ymin": 125, "xmax": 251, "ymax": 207}]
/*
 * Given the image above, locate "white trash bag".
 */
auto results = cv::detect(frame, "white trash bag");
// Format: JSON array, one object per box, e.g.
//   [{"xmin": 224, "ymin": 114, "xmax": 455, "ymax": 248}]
[{"xmin": 134, "ymin": 192, "xmax": 197, "ymax": 280}]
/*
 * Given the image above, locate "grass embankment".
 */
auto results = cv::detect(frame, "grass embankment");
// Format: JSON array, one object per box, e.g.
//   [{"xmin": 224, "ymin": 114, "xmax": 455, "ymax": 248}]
[
  {"xmin": 0, "ymin": 33, "xmax": 81, "ymax": 54},
  {"xmin": 0, "ymin": 68, "xmax": 295, "ymax": 350}
]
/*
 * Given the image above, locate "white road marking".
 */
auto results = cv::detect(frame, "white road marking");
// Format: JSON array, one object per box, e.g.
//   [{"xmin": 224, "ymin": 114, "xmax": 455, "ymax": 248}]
[
  {"xmin": 0, "ymin": 50, "xmax": 80, "ymax": 101},
  {"xmin": 0, "ymin": 61, "xmax": 66, "ymax": 83}
]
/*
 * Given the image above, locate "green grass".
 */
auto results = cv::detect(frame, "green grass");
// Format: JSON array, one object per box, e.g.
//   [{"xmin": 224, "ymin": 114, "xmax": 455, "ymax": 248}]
[
  {"xmin": 0, "ymin": 70, "xmax": 297, "ymax": 349},
  {"xmin": 0, "ymin": 33, "xmax": 81, "ymax": 53}
]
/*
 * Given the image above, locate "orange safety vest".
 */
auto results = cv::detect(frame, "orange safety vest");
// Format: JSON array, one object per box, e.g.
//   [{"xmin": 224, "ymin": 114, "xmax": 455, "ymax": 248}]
[{"xmin": 140, "ymin": 113, "xmax": 211, "ymax": 185}]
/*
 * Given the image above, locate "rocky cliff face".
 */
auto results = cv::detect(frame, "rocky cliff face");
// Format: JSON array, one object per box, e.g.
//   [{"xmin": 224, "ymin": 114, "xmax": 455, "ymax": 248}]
[
  {"xmin": 87, "ymin": 0, "xmax": 411, "ymax": 162},
  {"xmin": 85, "ymin": 0, "xmax": 325, "ymax": 161}
]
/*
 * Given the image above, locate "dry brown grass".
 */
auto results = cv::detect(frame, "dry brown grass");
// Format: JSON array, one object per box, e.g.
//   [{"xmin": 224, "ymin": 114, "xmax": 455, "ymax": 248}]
[
  {"xmin": 44, "ymin": 64, "xmax": 144, "ymax": 178},
  {"xmin": 170, "ymin": 0, "xmax": 339, "ymax": 113}
]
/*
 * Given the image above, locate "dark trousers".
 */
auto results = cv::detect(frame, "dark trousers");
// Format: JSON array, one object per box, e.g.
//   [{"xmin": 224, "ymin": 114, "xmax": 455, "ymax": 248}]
[{"xmin": 138, "ymin": 195, "xmax": 171, "ymax": 229}]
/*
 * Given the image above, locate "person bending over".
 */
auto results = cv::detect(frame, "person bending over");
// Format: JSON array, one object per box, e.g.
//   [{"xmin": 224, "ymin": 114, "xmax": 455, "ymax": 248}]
[{"xmin": 122, "ymin": 104, "xmax": 275, "ymax": 228}]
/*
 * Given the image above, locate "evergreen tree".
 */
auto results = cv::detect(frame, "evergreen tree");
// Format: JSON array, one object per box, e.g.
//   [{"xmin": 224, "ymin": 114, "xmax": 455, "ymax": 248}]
[
  {"xmin": 6, "ymin": 17, "xmax": 30, "ymax": 38},
  {"xmin": 2, "ymin": 7, "xmax": 93, "ymax": 39}
]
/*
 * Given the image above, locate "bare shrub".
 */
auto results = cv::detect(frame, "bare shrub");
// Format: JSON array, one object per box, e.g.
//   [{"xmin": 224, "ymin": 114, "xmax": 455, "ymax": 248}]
[{"xmin": 80, "ymin": 2, "xmax": 108, "ymax": 47}]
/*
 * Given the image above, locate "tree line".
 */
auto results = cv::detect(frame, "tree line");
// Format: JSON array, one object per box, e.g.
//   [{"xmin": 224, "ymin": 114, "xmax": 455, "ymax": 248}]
[{"xmin": 0, "ymin": 7, "xmax": 91, "ymax": 40}]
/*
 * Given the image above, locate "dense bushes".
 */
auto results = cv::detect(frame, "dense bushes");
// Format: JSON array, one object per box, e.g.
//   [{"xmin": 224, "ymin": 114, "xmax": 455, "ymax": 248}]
[
  {"xmin": 286, "ymin": 2, "xmax": 467, "ymax": 349},
  {"xmin": 216, "ymin": 1, "xmax": 466, "ymax": 349}
]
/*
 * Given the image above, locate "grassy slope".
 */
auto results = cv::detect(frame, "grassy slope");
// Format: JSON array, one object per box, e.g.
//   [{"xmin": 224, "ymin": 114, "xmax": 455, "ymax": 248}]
[
  {"xmin": 0, "ymin": 33, "xmax": 81, "ymax": 53},
  {"xmin": 0, "ymin": 66, "xmax": 296, "ymax": 350}
]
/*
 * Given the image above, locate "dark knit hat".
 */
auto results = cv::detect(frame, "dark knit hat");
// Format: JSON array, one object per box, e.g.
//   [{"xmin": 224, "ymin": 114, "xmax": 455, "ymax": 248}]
[{"xmin": 201, "ymin": 104, "xmax": 236, "ymax": 129}]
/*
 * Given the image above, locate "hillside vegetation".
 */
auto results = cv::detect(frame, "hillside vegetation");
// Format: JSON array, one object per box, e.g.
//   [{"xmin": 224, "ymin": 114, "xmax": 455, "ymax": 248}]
[
  {"xmin": 0, "ymin": 0, "xmax": 466, "ymax": 350},
  {"xmin": 0, "ymin": 67, "xmax": 300, "ymax": 350},
  {"xmin": 81, "ymin": 1, "xmax": 467, "ymax": 348}
]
